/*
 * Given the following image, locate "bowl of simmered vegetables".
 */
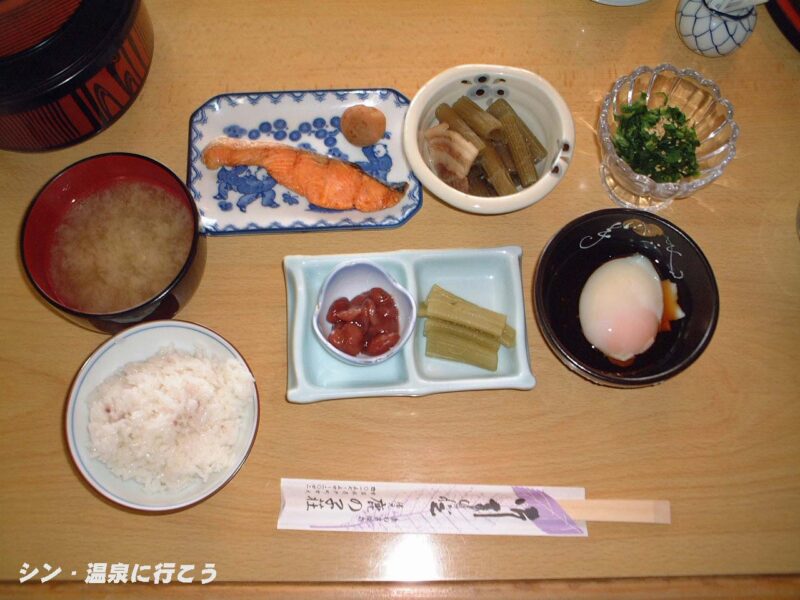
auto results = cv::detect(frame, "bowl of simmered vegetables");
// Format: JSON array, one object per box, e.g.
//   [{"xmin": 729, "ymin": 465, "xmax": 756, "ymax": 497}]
[
  {"xmin": 598, "ymin": 64, "xmax": 739, "ymax": 212},
  {"xmin": 403, "ymin": 64, "xmax": 575, "ymax": 215}
]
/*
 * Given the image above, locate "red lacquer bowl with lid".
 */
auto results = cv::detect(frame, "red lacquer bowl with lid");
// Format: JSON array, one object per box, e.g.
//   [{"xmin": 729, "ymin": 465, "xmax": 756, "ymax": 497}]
[{"xmin": 0, "ymin": 0, "xmax": 154, "ymax": 152}]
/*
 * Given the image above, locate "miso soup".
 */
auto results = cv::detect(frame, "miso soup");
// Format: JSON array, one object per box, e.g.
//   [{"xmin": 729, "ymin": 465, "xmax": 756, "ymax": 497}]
[{"xmin": 49, "ymin": 182, "xmax": 193, "ymax": 314}]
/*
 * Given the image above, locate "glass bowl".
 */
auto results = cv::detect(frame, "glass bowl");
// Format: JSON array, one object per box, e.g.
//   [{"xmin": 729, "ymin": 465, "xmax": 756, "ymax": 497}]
[{"xmin": 598, "ymin": 64, "xmax": 739, "ymax": 212}]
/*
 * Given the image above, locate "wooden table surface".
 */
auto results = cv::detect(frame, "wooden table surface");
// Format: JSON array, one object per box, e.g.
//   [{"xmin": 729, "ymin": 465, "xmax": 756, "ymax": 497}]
[{"xmin": 1, "ymin": 1, "xmax": 799, "ymax": 597}]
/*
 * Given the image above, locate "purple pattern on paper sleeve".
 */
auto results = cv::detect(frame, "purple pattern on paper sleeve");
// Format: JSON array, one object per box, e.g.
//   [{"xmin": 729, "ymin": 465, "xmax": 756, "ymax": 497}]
[{"xmin": 512, "ymin": 487, "xmax": 584, "ymax": 535}]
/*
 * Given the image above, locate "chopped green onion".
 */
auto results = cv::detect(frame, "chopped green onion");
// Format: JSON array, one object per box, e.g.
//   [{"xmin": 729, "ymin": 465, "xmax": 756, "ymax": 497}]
[{"xmin": 612, "ymin": 92, "xmax": 700, "ymax": 183}]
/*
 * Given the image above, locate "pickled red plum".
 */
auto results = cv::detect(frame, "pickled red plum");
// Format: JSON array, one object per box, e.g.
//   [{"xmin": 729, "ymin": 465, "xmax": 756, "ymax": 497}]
[
  {"xmin": 326, "ymin": 287, "xmax": 401, "ymax": 357},
  {"xmin": 328, "ymin": 322, "xmax": 364, "ymax": 357}
]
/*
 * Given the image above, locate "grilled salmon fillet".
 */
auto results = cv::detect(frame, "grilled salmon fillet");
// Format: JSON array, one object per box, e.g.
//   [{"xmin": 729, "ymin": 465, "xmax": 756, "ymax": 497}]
[{"xmin": 202, "ymin": 137, "xmax": 407, "ymax": 212}]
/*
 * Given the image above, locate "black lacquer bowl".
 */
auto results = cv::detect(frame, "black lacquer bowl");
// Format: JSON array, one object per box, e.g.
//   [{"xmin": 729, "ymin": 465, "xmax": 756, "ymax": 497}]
[{"xmin": 534, "ymin": 209, "xmax": 719, "ymax": 387}]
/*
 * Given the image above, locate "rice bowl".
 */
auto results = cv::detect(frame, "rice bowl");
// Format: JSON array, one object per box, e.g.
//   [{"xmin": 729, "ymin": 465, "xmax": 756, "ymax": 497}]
[
  {"xmin": 87, "ymin": 348, "xmax": 253, "ymax": 492},
  {"xmin": 66, "ymin": 320, "xmax": 259, "ymax": 511}
]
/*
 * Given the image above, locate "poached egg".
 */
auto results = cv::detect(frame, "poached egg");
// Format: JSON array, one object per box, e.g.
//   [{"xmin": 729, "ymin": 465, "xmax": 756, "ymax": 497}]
[{"xmin": 579, "ymin": 253, "xmax": 667, "ymax": 364}]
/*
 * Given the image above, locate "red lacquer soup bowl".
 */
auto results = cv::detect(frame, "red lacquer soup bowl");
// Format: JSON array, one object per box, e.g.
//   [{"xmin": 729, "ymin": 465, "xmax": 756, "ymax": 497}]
[{"xmin": 20, "ymin": 153, "xmax": 206, "ymax": 334}]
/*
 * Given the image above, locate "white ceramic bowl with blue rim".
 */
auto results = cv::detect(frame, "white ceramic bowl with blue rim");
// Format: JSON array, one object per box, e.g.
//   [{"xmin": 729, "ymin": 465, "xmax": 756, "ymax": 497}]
[
  {"xmin": 312, "ymin": 260, "xmax": 416, "ymax": 366},
  {"xmin": 403, "ymin": 64, "xmax": 575, "ymax": 215},
  {"xmin": 65, "ymin": 320, "xmax": 259, "ymax": 511}
]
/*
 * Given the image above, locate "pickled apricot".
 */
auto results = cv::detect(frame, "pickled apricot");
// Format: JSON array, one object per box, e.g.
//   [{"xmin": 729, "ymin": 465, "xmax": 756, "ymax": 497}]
[{"xmin": 340, "ymin": 105, "xmax": 386, "ymax": 147}]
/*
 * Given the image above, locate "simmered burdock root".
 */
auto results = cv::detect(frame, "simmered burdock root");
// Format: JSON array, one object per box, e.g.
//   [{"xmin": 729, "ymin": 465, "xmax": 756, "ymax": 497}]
[{"xmin": 424, "ymin": 95, "xmax": 547, "ymax": 196}]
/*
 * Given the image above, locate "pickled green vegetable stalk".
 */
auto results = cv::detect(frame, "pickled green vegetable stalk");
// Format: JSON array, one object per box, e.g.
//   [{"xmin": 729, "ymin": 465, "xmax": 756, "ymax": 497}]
[
  {"xmin": 425, "ymin": 331, "xmax": 499, "ymax": 371},
  {"xmin": 498, "ymin": 112, "xmax": 538, "ymax": 187},
  {"xmin": 487, "ymin": 99, "xmax": 547, "ymax": 161},
  {"xmin": 452, "ymin": 96, "xmax": 502, "ymax": 141},
  {"xmin": 423, "ymin": 318, "xmax": 502, "ymax": 352},
  {"xmin": 499, "ymin": 324, "xmax": 516, "ymax": 348},
  {"xmin": 419, "ymin": 285, "xmax": 516, "ymax": 372},
  {"xmin": 493, "ymin": 140, "xmax": 518, "ymax": 176},
  {"xmin": 435, "ymin": 104, "xmax": 486, "ymax": 152},
  {"xmin": 479, "ymin": 145, "xmax": 517, "ymax": 196},
  {"xmin": 424, "ymin": 284, "xmax": 507, "ymax": 339}
]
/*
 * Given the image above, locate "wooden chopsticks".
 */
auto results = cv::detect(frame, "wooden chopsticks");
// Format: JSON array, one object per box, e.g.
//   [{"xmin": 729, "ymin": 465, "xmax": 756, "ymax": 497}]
[{"xmin": 558, "ymin": 499, "xmax": 671, "ymax": 524}]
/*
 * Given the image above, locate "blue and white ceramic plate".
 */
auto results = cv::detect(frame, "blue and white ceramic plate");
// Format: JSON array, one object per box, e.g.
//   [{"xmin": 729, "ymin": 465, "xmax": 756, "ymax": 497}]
[
  {"xmin": 187, "ymin": 89, "xmax": 422, "ymax": 234},
  {"xmin": 284, "ymin": 246, "xmax": 536, "ymax": 403}
]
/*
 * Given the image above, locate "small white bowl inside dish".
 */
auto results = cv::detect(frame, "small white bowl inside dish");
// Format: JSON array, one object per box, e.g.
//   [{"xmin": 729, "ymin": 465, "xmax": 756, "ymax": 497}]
[
  {"xmin": 65, "ymin": 320, "xmax": 258, "ymax": 512},
  {"xmin": 313, "ymin": 261, "xmax": 416, "ymax": 366},
  {"xmin": 403, "ymin": 64, "xmax": 575, "ymax": 215}
]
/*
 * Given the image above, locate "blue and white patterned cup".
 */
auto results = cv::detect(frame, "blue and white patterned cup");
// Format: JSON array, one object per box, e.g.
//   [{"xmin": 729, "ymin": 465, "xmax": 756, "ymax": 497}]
[{"xmin": 676, "ymin": 0, "xmax": 757, "ymax": 57}]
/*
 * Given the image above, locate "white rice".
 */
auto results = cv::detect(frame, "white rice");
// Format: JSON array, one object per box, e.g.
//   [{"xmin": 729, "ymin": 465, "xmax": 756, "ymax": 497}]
[{"xmin": 87, "ymin": 347, "xmax": 254, "ymax": 492}]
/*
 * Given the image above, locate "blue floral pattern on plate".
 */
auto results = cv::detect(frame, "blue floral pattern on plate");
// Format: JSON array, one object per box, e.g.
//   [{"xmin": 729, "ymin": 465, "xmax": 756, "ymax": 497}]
[{"xmin": 187, "ymin": 89, "xmax": 422, "ymax": 234}]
